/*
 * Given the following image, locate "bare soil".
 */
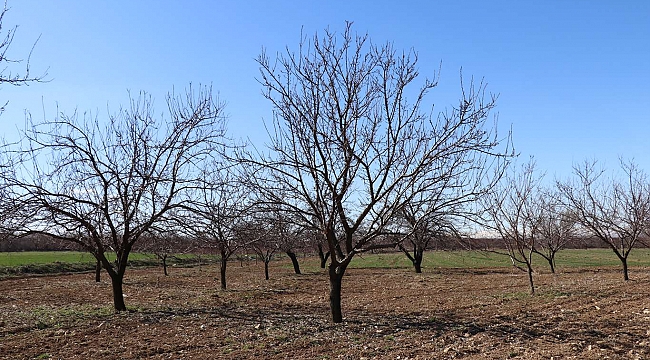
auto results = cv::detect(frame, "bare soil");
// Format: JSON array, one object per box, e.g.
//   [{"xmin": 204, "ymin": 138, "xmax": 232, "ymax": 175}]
[{"xmin": 1, "ymin": 259, "xmax": 650, "ymax": 359}]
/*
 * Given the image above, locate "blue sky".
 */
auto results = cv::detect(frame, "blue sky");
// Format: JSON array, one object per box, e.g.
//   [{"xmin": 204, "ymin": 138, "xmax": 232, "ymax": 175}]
[{"xmin": 2, "ymin": 0, "xmax": 649, "ymax": 180}]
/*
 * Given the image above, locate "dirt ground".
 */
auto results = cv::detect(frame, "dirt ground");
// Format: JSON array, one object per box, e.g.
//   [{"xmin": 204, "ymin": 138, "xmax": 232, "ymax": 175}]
[{"xmin": 1, "ymin": 259, "xmax": 650, "ymax": 359}]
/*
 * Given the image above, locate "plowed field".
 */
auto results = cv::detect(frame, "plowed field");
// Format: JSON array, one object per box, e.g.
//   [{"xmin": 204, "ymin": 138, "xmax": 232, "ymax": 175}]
[{"xmin": 1, "ymin": 259, "xmax": 649, "ymax": 359}]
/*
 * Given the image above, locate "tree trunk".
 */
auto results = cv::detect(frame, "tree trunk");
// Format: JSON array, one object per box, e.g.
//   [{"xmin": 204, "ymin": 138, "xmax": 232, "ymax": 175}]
[
  {"xmin": 328, "ymin": 262, "xmax": 349, "ymax": 323},
  {"xmin": 220, "ymin": 255, "xmax": 227, "ymax": 290},
  {"xmin": 318, "ymin": 244, "xmax": 329, "ymax": 269},
  {"xmin": 286, "ymin": 251, "xmax": 301, "ymax": 274},
  {"xmin": 413, "ymin": 259, "xmax": 422, "ymax": 273},
  {"xmin": 547, "ymin": 255, "xmax": 556, "ymax": 274},
  {"xmin": 110, "ymin": 273, "xmax": 127, "ymax": 312},
  {"xmin": 622, "ymin": 256, "xmax": 629, "ymax": 281},
  {"xmin": 264, "ymin": 260, "xmax": 270, "ymax": 280},
  {"xmin": 413, "ymin": 248, "xmax": 423, "ymax": 274},
  {"xmin": 162, "ymin": 254, "xmax": 168, "ymax": 276},
  {"xmin": 95, "ymin": 259, "xmax": 101, "ymax": 282},
  {"xmin": 527, "ymin": 264, "xmax": 535, "ymax": 295}
]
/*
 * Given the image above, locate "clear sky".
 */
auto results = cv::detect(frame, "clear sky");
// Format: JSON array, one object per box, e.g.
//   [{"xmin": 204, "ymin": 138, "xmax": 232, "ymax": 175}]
[{"xmin": 2, "ymin": 0, "xmax": 649, "ymax": 180}]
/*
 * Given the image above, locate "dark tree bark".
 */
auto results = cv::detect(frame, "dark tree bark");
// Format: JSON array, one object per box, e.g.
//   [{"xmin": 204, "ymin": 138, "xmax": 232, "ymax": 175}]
[
  {"xmin": 95, "ymin": 259, "xmax": 101, "ymax": 282},
  {"xmin": 318, "ymin": 243, "xmax": 330, "ymax": 269},
  {"xmin": 547, "ymin": 256, "xmax": 556, "ymax": 274},
  {"xmin": 620, "ymin": 255, "xmax": 629, "ymax": 281},
  {"xmin": 264, "ymin": 260, "xmax": 270, "ymax": 280},
  {"xmin": 286, "ymin": 251, "xmax": 301, "ymax": 274},
  {"xmin": 161, "ymin": 254, "xmax": 168, "ymax": 276},
  {"xmin": 328, "ymin": 262, "xmax": 348, "ymax": 323},
  {"xmin": 527, "ymin": 263, "xmax": 535, "ymax": 295},
  {"xmin": 413, "ymin": 248, "xmax": 423, "ymax": 274},
  {"xmin": 399, "ymin": 243, "xmax": 425, "ymax": 274},
  {"xmin": 110, "ymin": 274, "xmax": 126, "ymax": 312},
  {"xmin": 220, "ymin": 249, "xmax": 228, "ymax": 290}
]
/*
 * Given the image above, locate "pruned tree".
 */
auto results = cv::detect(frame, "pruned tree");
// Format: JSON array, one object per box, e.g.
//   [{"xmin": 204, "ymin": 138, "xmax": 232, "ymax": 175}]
[
  {"xmin": 278, "ymin": 225, "xmax": 306, "ymax": 275},
  {"xmin": 397, "ymin": 192, "xmax": 466, "ymax": 273},
  {"xmin": 531, "ymin": 189, "xmax": 577, "ymax": 273},
  {"xmin": 9, "ymin": 85, "xmax": 227, "ymax": 311},
  {"xmin": 193, "ymin": 166, "xmax": 252, "ymax": 290},
  {"xmin": 248, "ymin": 23, "xmax": 513, "ymax": 322},
  {"xmin": 139, "ymin": 229, "xmax": 192, "ymax": 277},
  {"xmin": 557, "ymin": 159, "xmax": 650, "ymax": 281},
  {"xmin": 482, "ymin": 160, "xmax": 542, "ymax": 294},
  {"xmin": 249, "ymin": 230, "xmax": 279, "ymax": 281},
  {"xmin": 246, "ymin": 205, "xmax": 299, "ymax": 280},
  {"xmin": 255, "ymin": 201, "xmax": 308, "ymax": 275}
]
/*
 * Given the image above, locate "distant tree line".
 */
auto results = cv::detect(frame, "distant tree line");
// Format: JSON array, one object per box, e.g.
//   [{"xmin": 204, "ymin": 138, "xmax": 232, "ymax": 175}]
[{"xmin": 3, "ymin": 230, "xmax": 642, "ymax": 254}]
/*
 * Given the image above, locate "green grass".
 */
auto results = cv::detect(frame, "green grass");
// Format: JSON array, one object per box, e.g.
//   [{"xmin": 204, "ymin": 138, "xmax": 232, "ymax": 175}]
[
  {"xmin": 348, "ymin": 251, "xmax": 510, "ymax": 269},
  {"xmin": 0, "ymin": 251, "xmax": 215, "ymax": 267},
  {"xmin": 0, "ymin": 251, "xmax": 96, "ymax": 266},
  {"xmin": 0, "ymin": 251, "xmax": 163, "ymax": 267},
  {"xmin": 0, "ymin": 251, "xmax": 217, "ymax": 277},
  {"xmin": 5, "ymin": 248, "xmax": 650, "ymax": 276},
  {"xmin": 345, "ymin": 248, "xmax": 650, "ymax": 270},
  {"xmin": 555, "ymin": 248, "xmax": 650, "ymax": 267}
]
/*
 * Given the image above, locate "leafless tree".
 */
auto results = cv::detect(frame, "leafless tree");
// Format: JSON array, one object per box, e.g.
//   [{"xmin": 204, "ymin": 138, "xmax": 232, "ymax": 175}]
[
  {"xmin": 482, "ymin": 160, "xmax": 542, "ymax": 294},
  {"xmin": 192, "ymin": 166, "xmax": 252, "ymax": 290},
  {"xmin": 557, "ymin": 159, "xmax": 650, "ymax": 281},
  {"xmin": 252, "ymin": 201, "xmax": 310, "ymax": 275},
  {"xmin": 139, "ymin": 229, "xmax": 192, "ymax": 277},
  {"xmin": 278, "ymin": 225, "xmax": 306, "ymax": 275},
  {"xmin": 396, "ymin": 193, "xmax": 466, "ymax": 273},
  {"xmin": 248, "ymin": 23, "xmax": 513, "ymax": 322},
  {"xmin": 8, "ymin": 85, "xmax": 227, "ymax": 311},
  {"xmin": 244, "ymin": 205, "xmax": 302, "ymax": 280},
  {"xmin": 531, "ymin": 189, "xmax": 577, "ymax": 273},
  {"xmin": 249, "ymin": 231, "xmax": 279, "ymax": 281}
]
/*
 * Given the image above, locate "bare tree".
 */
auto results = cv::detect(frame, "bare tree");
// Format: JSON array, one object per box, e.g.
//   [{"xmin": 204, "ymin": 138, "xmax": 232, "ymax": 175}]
[
  {"xmin": 9, "ymin": 85, "xmax": 226, "ymax": 311},
  {"xmin": 139, "ymin": 229, "xmax": 192, "ymax": 277},
  {"xmin": 246, "ymin": 206, "xmax": 300, "ymax": 280},
  {"xmin": 397, "ymin": 193, "xmax": 465, "ymax": 273},
  {"xmin": 250, "ymin": 231, "xmax": 279, "ymax": 281},
  {"xmin": 278, "ymin": 225, "xmax": 306, "ymax": 275},
  {"xmin": 193, "ymin": 167, "xmax": 252, "ymax": 290},
  {"xmin": 255, "ymin": 201, "xmax": 309, "ymax": 275},
  {"xmin": 531, "ymin": 189, "xmax": 577, "ymax": 273},
  {"xmin": 557, "ymin": 159, "xmax": 650, "ymax": 281},
  {"xmin": 249, "ymin": 23, "xmax": 512, "ymax": 322},
  {"xmin": 482, "ymin": 160, "xmax": 542, "ymax": 294}
]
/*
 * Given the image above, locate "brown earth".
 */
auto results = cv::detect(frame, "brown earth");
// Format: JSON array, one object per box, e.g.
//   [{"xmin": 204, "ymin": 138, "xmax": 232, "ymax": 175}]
[{"xmin": 1, "ymin": 259, "xmax": 650, "ymax": 359}]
